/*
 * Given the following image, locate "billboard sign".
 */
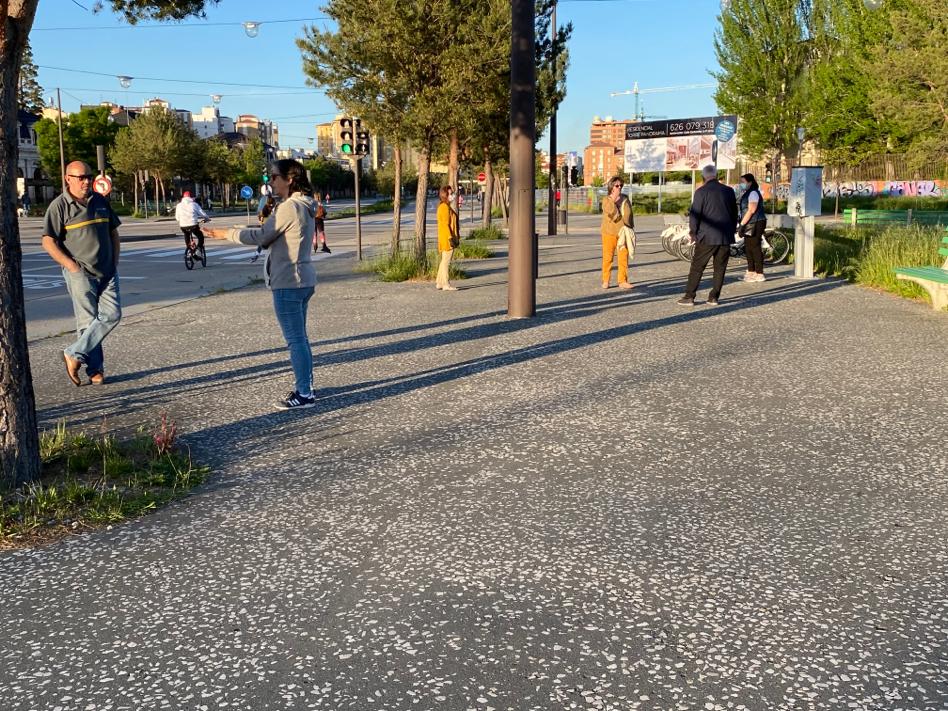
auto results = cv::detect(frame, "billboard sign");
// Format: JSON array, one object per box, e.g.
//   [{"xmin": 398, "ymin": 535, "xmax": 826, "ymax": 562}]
[{"xmin": 624, "ymin": 115, "xmax": 738, "ymax": 172}]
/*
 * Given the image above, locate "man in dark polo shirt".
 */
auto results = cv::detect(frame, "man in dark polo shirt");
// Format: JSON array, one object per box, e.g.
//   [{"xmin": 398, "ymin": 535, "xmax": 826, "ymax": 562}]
[{"xmin": 42, "ymin": 161, "xmax": 122, "ymax": 386}]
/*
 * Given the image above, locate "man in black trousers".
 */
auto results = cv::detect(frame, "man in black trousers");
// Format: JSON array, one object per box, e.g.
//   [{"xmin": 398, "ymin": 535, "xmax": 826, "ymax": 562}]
[{"xmin": 678, "ymin": 164, "xmax": 739, "ymax": 306}]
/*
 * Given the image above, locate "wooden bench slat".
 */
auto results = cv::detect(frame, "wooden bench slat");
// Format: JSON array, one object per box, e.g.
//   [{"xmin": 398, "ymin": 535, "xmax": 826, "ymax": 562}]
[{"xmin": 894, "ymin": 267, "xmax": 948, "ymax": 285}]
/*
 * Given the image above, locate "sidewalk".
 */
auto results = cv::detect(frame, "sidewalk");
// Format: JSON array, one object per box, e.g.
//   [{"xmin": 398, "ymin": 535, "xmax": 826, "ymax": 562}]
[{"xmin": 2, "ymin": 215, "xmax": 946, "ymax": 710}]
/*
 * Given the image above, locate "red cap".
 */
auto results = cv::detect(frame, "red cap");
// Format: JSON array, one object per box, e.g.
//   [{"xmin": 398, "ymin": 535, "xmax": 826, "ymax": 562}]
[{"xmin": 183, "ymin": 191, "xmax": 191, "ymax": 198}]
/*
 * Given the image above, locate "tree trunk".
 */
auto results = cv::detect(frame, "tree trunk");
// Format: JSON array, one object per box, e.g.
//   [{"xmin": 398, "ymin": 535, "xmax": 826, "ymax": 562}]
[
  {"xmin": 499, "ymin": 175, "xmax": 509, "ymax": 225},
  {"xmin": 391, "ymin": 144, "xmax": 402, "ymax": 257},
  {"xmin": 0, "ymin": 1, "xmax": 42, "ymax": 487},
  {"xmin": 414, "ymin": 141, "xmax": 431, "ymax": 264},
  {"xmin": 483, "ymin": 148, "xmax": 494, "ymax": 229},
  {"xmin": 133, "ymin": 173, "xmax": 138, "ymax": 214},
  {"xmin": 448, "ymin": 129, "xmax": 459, "ymax": 213}
]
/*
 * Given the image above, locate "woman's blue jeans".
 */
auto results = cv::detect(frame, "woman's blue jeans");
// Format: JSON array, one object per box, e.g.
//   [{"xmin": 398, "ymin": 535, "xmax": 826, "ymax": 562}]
[{"xmin": 271, "ymin": 287, "xmax": 315, "ymax": 396}]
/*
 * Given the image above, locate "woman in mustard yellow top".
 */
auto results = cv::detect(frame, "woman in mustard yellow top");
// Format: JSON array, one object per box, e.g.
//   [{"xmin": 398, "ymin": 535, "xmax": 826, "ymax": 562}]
[
  {"xmin": 601, "ymin": 175, "xmax": 634, "ymax": 289},
  {"xmin": 436, "ymin": 185, "xmax": 460, "ymax": 291}
]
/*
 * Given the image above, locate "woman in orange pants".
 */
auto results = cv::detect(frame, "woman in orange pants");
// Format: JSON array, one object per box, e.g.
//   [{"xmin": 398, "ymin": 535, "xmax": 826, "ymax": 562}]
[{"xmin": 601, "ymin": 175, "xmax": 634, "ymax": 289}]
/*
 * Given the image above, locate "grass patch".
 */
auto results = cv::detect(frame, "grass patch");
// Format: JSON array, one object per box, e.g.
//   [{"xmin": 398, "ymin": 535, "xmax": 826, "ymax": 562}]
[
  {"xmin": 453, "ymin": 241, "xmax": 493, "ymax": 260},
  {"xmin": 467, "ymin": 225, "xmax": 505, "ymax": 240},
  {"xmin": 325, "ymin": 199, "xmax": 394, "ymax": 220},
  {"xmin": 855, "ymin": 225, "xmax": 943, "ymax": 300},
  {"xmin": 803, "ymin": 224, "xmax": 944, "ymax": 304},
  {"xmin": 0, "ymin": 417, "xmax": 209, "ymax": 550},
  {"xmin": 358, "ymin": 248, "xmax": 467, "ymax": 282}
]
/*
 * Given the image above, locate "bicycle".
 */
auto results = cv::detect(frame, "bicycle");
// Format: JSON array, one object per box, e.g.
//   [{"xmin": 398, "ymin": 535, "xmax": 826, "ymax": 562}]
[
  {"xmin": 661, "ymin": 224, "xmax": 790, "ymax": 265},
  {"xmin": 182, "ymin": 221, "xmax": 209, "ymax": 270},
  {"xmin": 733, "ymin": 227, "xmax": 790, "ymax": 265}
]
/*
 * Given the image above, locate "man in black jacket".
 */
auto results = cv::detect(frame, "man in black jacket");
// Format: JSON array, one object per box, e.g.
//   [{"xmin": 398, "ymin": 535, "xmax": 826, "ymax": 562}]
[{"xmin": 678, "ymin": 165, "xmax": 739, "ymax": 306}]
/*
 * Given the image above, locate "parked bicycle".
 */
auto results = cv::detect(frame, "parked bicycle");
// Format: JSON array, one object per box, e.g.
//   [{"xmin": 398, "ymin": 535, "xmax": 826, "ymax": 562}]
[{"xmin": 661, "ymin": 223, "xmax": 790, "ymax": 265}]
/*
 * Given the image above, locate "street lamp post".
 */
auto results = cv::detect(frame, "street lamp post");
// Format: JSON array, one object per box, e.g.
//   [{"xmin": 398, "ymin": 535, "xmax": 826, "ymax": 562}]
[
  {"xmin": 509, "ymin": 0, "xmax": 536, "ymax": 318},
  {"xmin": 547, "ymin": 0, "xmax": 557, "ymax": 237}
]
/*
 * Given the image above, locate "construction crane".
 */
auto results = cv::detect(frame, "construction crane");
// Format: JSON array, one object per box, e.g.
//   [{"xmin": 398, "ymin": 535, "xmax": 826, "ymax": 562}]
[{"xmin": 610, "ymin": 81, "xmax": 717, "ymax": 121}]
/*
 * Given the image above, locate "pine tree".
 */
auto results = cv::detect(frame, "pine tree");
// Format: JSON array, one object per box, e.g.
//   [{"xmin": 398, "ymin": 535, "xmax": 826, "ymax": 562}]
[{"xmin": 17, "ymin": 41, "xmax": 43, "ymax": 114}]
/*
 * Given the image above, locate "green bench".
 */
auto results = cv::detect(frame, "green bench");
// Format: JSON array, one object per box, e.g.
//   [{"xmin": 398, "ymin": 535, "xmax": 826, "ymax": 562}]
[
  {"xmin": 894, "ymin": 230, "xmax": 948, "ymax": 311},
  {"xmin": 844, "ymin": 208, "xmax": 948, "ymax": 227}
]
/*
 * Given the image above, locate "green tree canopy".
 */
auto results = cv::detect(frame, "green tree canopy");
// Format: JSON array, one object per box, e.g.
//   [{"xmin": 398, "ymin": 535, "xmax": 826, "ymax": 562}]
[
  {"xmin": 17, "ymin": 40, "xmax": 43, "ymax": 114},
  {"xmin": 34, "ymin": 107, "xmax": 120, "ymax": 187},
  {"xmin": 713, "ymin": 0, "xmax": 815, "ymax": 173}
]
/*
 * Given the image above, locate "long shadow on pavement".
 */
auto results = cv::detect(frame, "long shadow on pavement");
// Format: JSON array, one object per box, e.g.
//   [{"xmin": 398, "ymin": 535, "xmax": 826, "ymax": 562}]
[{"xmin": 180, "ymin": 278, "xmax": 843, "ymax": 468}]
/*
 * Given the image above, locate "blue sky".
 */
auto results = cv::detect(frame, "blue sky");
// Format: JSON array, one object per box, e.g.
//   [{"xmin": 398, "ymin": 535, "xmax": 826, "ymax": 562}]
[{"xmin": 30, "ymin": 0, "xmax": 723, "ymax": 154}]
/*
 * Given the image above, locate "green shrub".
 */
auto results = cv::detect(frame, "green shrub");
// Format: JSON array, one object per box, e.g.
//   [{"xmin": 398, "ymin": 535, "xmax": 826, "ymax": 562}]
[
  {"xmin": 358, "ymin": 249, "xmax": 467, "ymax": 282},
  {"xmin": 467, "ymin": 225, "xmax": 505, "ymax": 240},
  {"xmin": 454, "ymin": 241, "xmax": 493, "ymax": 259}
]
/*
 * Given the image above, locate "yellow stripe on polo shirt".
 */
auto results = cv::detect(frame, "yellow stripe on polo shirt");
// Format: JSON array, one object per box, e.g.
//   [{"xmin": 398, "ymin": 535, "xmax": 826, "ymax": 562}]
[{"xmin": 65, "ymin": 217, "xmax": 110, "ymax": 230}]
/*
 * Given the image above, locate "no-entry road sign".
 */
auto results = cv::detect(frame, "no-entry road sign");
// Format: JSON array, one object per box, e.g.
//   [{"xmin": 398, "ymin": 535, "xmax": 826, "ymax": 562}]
[
  {"xmin": 477, "ymin": 172, "xmax": 487, "ymax": 185},
  {"xmin": 93, "ymin": 175, "xmax": 112, "ymax": 196}
]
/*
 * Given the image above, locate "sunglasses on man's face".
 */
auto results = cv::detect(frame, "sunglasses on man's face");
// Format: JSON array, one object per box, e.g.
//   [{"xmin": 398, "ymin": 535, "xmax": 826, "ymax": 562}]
[{"xmin": 67, "ymin": 174, "xmax": 94, "ymax": 181}]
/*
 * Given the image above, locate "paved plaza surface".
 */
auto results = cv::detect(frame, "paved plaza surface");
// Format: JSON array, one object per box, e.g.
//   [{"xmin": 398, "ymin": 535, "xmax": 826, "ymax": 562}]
[{"xmin": 1, "ymin": 215, "xmax": 946, "ymax": 710}]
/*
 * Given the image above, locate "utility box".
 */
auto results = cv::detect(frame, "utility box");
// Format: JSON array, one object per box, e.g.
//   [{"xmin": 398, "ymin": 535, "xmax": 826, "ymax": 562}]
[{"xmin": 788, "ymin": 166, "xmax": 823, "ymax": 217}]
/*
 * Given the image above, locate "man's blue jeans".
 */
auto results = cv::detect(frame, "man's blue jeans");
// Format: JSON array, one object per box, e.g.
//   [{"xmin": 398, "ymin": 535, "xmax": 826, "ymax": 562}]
[
  {"xmin": 272, "ymin": 287, "xmax": 315, "ymax": 396},
  {"xmin": 62, "ymin": 268, "xmax": 122, "ymax": 376}
]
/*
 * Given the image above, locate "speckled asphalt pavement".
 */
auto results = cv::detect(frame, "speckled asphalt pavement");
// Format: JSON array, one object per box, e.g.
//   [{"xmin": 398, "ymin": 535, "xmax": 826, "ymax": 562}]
[{"xmin": 2, "ymin": 215, "xmax": 946, "ymax": 711}]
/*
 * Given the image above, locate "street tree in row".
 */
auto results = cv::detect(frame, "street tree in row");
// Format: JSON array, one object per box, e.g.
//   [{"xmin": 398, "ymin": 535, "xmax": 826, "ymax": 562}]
[
  {"xmin": 714, "ymin": 0, "xmax": 815, "ymax": 186},
  {"xmin": 34, "ymin": 107, "xmax": 120, "ymax": 188},
  {"xmin": 1, "ymin": 0, "xmax": 221, "ymax": 487},
  {"xmin": 110, "ymin": 105, "xmax": 197, "ymax": 211}
]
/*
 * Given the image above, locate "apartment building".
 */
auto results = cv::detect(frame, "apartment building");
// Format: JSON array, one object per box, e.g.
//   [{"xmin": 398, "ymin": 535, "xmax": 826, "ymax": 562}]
[{"xmin": 583, "ymin": 115, "xmax": 630, "ymax": 184}]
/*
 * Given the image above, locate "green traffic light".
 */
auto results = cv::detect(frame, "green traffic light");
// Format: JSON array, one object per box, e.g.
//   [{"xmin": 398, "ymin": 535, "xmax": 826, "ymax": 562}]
[{"xmin": 342, "ymin": 145, "xmax": 353, "ymax": 154}]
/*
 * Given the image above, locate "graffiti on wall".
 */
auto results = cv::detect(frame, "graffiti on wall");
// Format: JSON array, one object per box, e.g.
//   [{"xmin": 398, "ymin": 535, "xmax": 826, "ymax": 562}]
[{"xmin": 759, "ymin": 180, "xmax": 945, "ymax": 200}]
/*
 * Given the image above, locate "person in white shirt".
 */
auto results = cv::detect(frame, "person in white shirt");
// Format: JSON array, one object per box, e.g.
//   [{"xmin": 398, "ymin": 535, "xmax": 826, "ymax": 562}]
[{"xmin": 174, "ymin": 191, "xmax": 209, "ymax": 251}]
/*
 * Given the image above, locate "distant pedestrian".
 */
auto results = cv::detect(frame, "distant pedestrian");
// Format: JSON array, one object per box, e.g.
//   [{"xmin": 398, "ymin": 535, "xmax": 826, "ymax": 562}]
[
  {"xmin": 174, "ymin": 191, "xmax": 209, "ymax": 252},
  {"xmin": 204, "ymin": 159, "xmax": 319, "ymax": 410},
  {"xmin": 436, "ymin": 184, "xmax": 460, "ymax": 291},
  {"xmin": 313, "ymin": 195, "xmax": 330, "ymax": 253},
  {"xmin": 42, "ymin": 160, "xmax": 122, "ymax": 386},
  {"xmin": 21, "ymin": 190, "xmax": 31, "ymax": 215},
  {"xmin": 738, "ymin": 173, "xmax": 767, "ymax": 282},
  {"xmin": 601, "ymin": 176, "xmax": 634, "ymax": 290},
  {"xmin": 678, "ymin": 165, "xmax": 738, "ymax": 306}
]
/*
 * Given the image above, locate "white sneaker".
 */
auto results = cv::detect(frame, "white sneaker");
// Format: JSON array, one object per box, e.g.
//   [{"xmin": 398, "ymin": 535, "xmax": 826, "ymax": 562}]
[
  {"xmin": 753, "ymin": 273, "xmax": 767, "ymax": 282},
  {"xmin": 442, "ymin": 285, "xmax": 458, "ymax": 291},
  {"xmin": 742, "ymin": 271, "xmax": 756, "ymax": 282}
]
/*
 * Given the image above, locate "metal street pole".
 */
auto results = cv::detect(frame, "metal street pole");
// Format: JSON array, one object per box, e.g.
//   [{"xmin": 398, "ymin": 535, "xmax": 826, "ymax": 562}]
[
  {"xmin": 353, "ymin": 156, "xmax": 362, "ymax": 261},
  {"xmin": 56, "ymin": 88, "xmax": 65, "ymax": 189},
  {"xmin": 547, "ymin": 0, "xmax": 557, "ymax": 237},
  {"xmin": 509, "ymin": 0, "xmax": 536, "ymax": 318}
]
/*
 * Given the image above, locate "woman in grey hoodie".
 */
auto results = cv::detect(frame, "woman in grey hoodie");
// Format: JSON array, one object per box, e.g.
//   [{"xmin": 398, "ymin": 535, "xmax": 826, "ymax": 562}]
[{"xmin": 205, "ymin": 159, "xmax": 318, "ymax": 410}]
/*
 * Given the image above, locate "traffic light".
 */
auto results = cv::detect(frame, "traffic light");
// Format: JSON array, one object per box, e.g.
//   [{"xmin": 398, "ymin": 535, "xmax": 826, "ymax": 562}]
[
  {"xmin": 570, "ymin": 166, "xmax": 578, "ymax": 186},
  {"xmin": 262, "ymin": 173, "xmax": 269, "ymax": 184},
  {"xmin": 764, "ymin": 162, "xmax": 773, "ymax": 184},
  {"xmin": 338, "ymin": 117, "xmax": 354, "ymax": 155},
  {"xmin": 354, "ymin": 119, "xmax": 370, "ymax": 157}
]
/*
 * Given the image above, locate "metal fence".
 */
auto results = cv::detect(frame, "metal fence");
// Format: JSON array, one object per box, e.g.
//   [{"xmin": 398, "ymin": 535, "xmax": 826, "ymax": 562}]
[{"xmin": 735, "ymin": 154, "xmax": 948, "ymax": 182}]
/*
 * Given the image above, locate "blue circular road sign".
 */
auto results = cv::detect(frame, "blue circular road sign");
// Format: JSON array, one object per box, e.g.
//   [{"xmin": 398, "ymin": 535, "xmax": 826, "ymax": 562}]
[
  {"xmin": 239, "ymin": 185, "xmax": 253, "ymax": 200},
  {"xmin": 715, "ymin": 119, "xmax": 736, "ymax": 143}
]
